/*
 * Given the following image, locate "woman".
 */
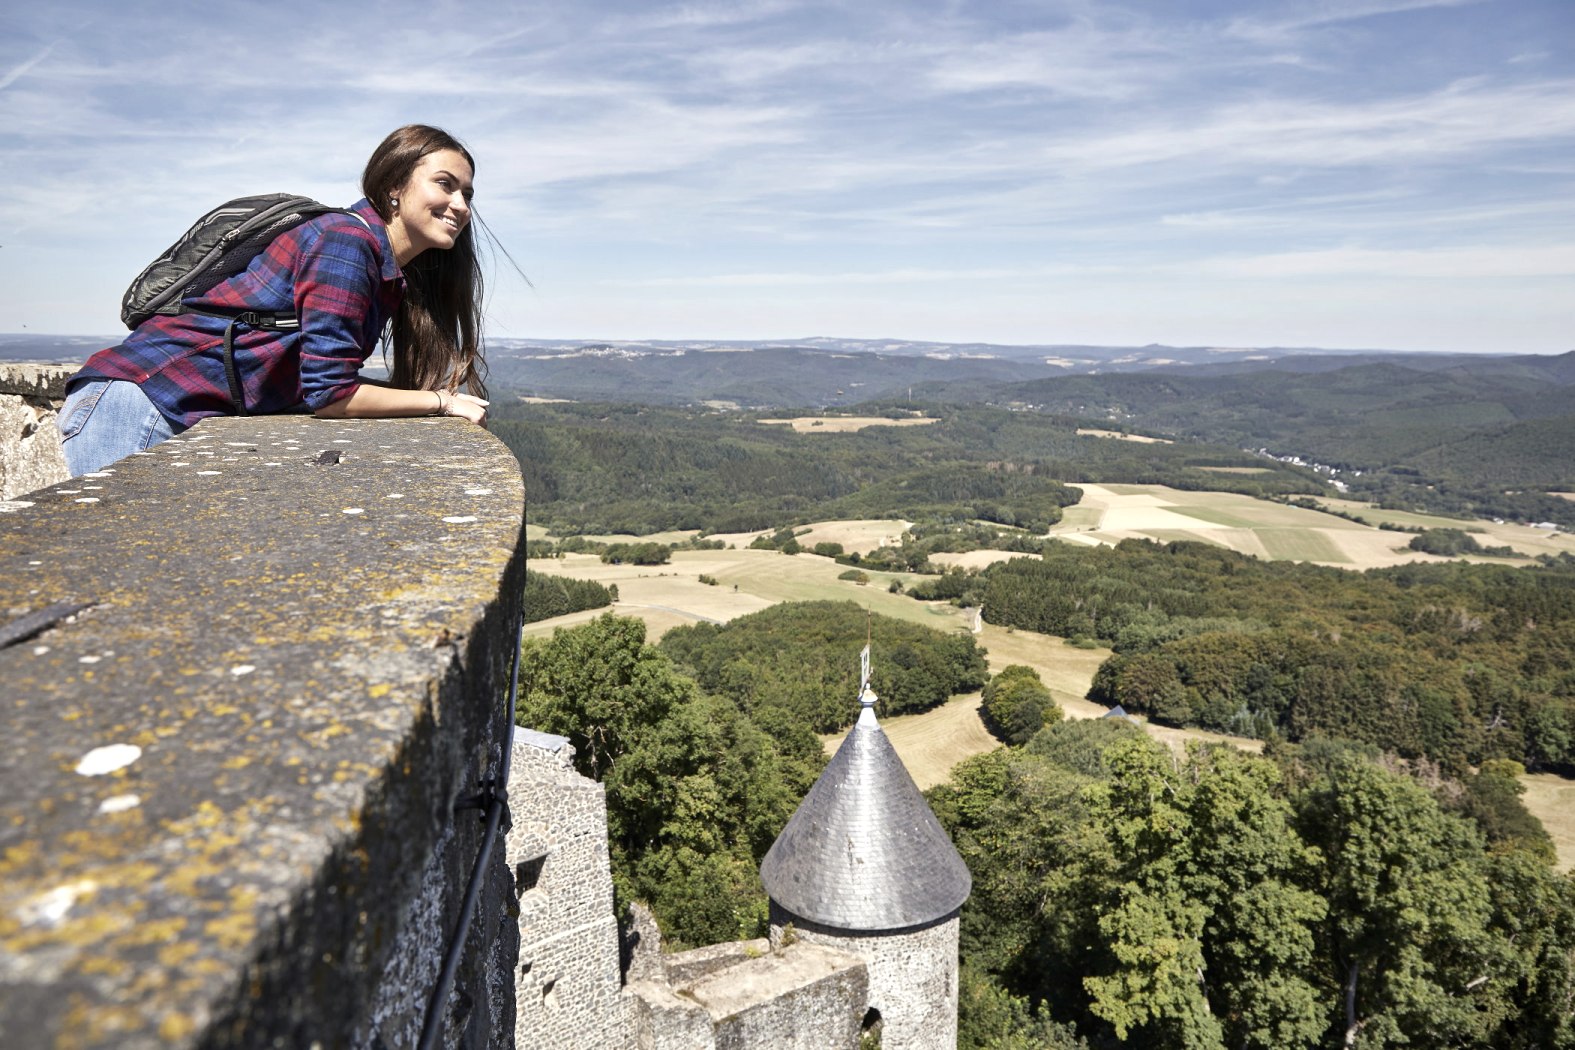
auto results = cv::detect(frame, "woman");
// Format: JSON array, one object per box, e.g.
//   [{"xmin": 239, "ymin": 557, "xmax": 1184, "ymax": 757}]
[{"xmin": 59, "ymin": 124, "xmax": 491, "ymax": 476}]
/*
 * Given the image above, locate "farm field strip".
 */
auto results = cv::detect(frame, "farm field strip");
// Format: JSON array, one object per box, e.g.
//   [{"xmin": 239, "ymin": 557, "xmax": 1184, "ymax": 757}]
[
  {"xmin": 757, "ymin": 416, "xmax": 938, "ymax": 433},
  {"xmin": 1521, "ymin": 774, "xmax": 1575, "ymax": 873},
  {"xmin": 1047, "ymin": 484, "xmax": 1571, "ymax": 568}
]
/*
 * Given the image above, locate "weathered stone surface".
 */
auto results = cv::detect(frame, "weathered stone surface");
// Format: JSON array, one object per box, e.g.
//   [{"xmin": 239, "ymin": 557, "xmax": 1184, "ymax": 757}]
[
  {"xmin": 0, "ymin": 364, "xmax": 72, "ymax": 500},
  {"xmin": 691, "ymin": 942, "xmax": 867, "ymax": 1050},
  {"xmin": 510, "ymin": 732, "xmax": 632, "ymax": 1049},
  {"xmin": 0, "ymin": 415, "xmax": 526, "ymax": 1048},
  {"xmin": 770, "ymin": 908, "xmax": 961, "ymax": 1050},
  {"xmin": 0, "ymin": 363, "xmax": 74, "ymax": 401}
]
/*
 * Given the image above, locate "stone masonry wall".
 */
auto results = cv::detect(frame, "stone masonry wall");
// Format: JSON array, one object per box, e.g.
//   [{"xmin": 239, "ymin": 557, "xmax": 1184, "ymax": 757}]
[
  {"xmin": 0, "ymin": 414, "xmax": 526, "ymax": 1049},
  {"xmin": 0, "ymin": 364, "xmax": 70, "ymax": 501},
  {"xmin": 508, "ymin": 728, "xmax": 633, "ymax": 1049},
  {"xmin": 771, "ymin": 906, "xmax": 962, "ymax": 1050}
]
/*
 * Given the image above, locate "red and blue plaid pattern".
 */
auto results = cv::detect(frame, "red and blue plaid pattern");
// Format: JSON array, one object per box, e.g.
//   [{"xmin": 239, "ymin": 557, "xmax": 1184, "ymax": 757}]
[{"xmin": 75, "ymin": 199, "xmax": 403, "ymax": 428}]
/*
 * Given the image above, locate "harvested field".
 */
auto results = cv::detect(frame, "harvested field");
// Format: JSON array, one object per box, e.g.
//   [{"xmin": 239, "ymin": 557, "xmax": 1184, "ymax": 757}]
[
  {"xmin": 758, "ymin": 415, "xmax": 938, "ymax": 433},
  {"xmin": 822, "ymin": 694, "xmax": 998, "ymax": 790},
  {"xmin": 1312, "ymin": 497, "xmax": 1575, "ymax": 560},
  {"xmin": 703, "ymin": 518, "xmax": 912, "ymax": 555},
  {"xmin": 930, "ymin": 549, "xmax": 1038, "ymax": 571},
  {"xmin": 1076, "ymin": 428, "xmax": 1172, "ymax": 444},
  {"xmin": 1521, "ymin": 772, "xmax": 1575, "ymax": 873},
  {"xmin": 822, "ymin": 620, "xmax": 1262, "ymax": 786},
  {"xmin": 1044, "ymin": 484, "xmax": 1571, "ymax": 568},
  {"xmin": 526, "ymin": 547, "xmax": 970, "ymax": 639}
]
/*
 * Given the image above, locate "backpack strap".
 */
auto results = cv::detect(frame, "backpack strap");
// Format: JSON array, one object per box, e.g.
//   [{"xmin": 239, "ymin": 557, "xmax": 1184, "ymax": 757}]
[{"xmin": 215, "ymin": 310, "xmax": 300, "ymax": 416}]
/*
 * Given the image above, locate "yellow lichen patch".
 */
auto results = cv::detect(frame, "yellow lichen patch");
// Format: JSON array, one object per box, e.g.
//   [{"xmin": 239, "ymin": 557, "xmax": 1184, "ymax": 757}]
[
  {"xmin": 203, "ymin": 909, "xmax": 256, "ymax": 952},
  {"xmin": 158, "ymin": 1012, "xmax": 198, "ymax": 1042},
  {"xmin": 116, "ymin": 915, "xmax": 187, "ymax": 948},
  {"xmin": 368, "ymin": 683, "xmax": 393, "ymax": 699},
  {"xmin": 157, "ymin": 939, "xmax": 201, "ymax": 969},
  {"xmin": 222, "ymin": 755, "xmax": 252, "ymax": 770},
  {"xmin": 77, "ymin": 954, "xmax": 130, "ymax": 977}
]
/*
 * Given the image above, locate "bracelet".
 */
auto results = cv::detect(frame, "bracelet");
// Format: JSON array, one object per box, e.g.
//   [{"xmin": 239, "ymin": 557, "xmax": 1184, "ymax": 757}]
[{"xmin": 433, "ymin": 391, "xmax": 444, "ymax": 416}]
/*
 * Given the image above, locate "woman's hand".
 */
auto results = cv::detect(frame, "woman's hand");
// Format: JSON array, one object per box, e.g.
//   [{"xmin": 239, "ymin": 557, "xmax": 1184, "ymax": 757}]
[{"xmin": 439, "ymin": 391, "xmax": 490, "ymax": 427}]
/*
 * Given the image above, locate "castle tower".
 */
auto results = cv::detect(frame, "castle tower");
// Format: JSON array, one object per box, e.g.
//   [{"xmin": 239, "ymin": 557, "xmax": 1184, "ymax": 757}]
[{"xmin": 759, "ymin": 678, "xmax": 971, "ymax": 1049}]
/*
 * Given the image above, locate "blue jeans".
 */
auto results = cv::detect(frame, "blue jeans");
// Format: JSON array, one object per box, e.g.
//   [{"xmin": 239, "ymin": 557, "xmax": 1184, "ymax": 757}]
[{"xmin": 58, "ymin": 378, "xmax": 179, "ymax": 476}]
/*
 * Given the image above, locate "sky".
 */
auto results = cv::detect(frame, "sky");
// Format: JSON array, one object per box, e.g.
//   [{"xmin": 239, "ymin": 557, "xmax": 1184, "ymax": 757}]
[{"xmin": 1, "ymin": 0, "xmax": 1571, "ymax": 353}]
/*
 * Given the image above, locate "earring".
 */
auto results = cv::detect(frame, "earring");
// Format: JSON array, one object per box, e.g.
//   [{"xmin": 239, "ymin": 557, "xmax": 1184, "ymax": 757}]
[{"xmin": 389, "ymin": 197, "xmax": 399, "ymax": 208}]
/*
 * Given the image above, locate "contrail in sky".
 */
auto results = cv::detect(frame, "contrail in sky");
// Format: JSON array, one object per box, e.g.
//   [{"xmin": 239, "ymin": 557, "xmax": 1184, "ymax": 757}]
[{"xmin": 0, "ymin": 44, "xmax": 56, "ymax": 92}]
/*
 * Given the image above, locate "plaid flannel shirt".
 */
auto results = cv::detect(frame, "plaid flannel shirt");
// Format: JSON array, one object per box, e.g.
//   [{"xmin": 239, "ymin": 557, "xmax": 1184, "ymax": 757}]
[{"xmin": 74, "ymin": 198, "xmax": 404, "ymax": 428}]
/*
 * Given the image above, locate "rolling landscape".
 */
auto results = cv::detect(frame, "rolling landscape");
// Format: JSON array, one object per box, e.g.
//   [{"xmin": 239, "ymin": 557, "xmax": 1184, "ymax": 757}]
[
  {"xmin": 498, "ymin": 337, "xmax": 1575, "ymax": 1046},
  {"xmin": 14, "ymin": 333, "xmax": 1575, "ymax": 1045}
]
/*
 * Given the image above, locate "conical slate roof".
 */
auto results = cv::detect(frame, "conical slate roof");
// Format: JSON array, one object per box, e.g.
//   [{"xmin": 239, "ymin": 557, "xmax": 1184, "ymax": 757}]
[{"xmin": 760, "ymin": 691, "xmax": 971, "ymax": 930}]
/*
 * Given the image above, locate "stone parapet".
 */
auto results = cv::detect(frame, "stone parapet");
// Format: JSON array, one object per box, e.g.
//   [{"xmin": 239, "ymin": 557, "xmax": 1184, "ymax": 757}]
[{"xmin": 0, "ymin": 414, "xmax": 526, "ymax": 1048}]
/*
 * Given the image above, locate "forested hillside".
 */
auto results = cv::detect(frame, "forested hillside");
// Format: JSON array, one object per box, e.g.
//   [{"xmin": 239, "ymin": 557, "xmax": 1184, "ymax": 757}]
[
  {"xmin": 928, "ymin": 541, "xmax": 1575, "ymax": 775},
  {"xmin": 993, "ymin": 358, "xmax": 1575, "ymax": 526},
  {"xmin": 493, "ymin": 401, "xmax": 1321, "ymax": 534}
]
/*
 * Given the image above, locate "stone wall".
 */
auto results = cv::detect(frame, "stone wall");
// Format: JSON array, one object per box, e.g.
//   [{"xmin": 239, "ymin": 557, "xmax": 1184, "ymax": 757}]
[
  {"xmin": 771, "ymin": 907, "xmax": 962, "ymax": 1050},
  {"xmin": 0, "ymin": 364, "xmax": 71, "ymax": 500},
  {"xmin": 508, "ymin": 729, "xmax": 632, "ymax": 1048},
  {"xmin": 0, "ymin": 414, "xmax": 527, "ymax": 1049}
]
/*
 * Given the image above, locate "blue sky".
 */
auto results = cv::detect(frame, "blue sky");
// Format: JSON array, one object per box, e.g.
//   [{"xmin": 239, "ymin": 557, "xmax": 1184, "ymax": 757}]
[{"xmin": 1, "ymin": 0, "xmax": 1571, "ymax": 352}]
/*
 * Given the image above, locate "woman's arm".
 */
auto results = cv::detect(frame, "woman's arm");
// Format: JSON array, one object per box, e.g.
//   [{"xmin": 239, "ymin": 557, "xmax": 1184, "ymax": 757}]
[{"xmin": 314, "ymin": 385, "xmax": 489, "ymax": 425}]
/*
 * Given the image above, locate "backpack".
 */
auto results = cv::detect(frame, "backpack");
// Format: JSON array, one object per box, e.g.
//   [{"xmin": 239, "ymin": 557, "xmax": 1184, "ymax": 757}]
[{"xmin": 119, "ymin": 194, "xmax": 363, "ymax": 413}]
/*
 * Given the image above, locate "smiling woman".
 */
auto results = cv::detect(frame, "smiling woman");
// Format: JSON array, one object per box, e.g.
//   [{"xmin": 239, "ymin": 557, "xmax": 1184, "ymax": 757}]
[{"xmin": 57, "ymin": 125, "xmax": 492, "ymax": 476}]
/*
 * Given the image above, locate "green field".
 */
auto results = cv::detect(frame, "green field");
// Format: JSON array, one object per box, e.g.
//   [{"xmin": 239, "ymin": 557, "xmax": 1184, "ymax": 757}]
[{"xmin": 1257, "ymin": 527, "xmax": 1352, "ymax": 563}]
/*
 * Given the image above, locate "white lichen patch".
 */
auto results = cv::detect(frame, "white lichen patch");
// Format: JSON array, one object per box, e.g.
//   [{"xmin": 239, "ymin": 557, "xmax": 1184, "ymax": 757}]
[
  {"xmin": 75, "ymin": 744, "xmax": 142, "ymax": 776},
  {"xmin": 230, "ymin": 664, "xmax": 257, "ymax": 677},
  {"xmin": 442, "ymin": 516, "xmax": 478, "ymax": 524},
  {"xmin": 17, "ymin": 880, "xmax": 99, "ymax": 927},
  {"xmin": 78, "ymin": 655, "xmax": 101, "ymax": 664},
  {"xmin": 98, "ymin": 794, "xmax": 142, "ymax": 814},
  {"xmin": 196, "ymin": 470, "xmax": 222, "ymax": 476},
  {"xmin": 464, "ymin": 488, "xmax": 493, "ymax": 496},
  {"xmin": 74, "ymin": 498, "xmax": 101, "ymax": 504},
  {"xmin": 344, "ymin": 508, "xmax": 365, "ymax": 515},
  {"xmin": 386, "ymin": 493, "xmax": 405, "ymax": 499},
  {"xmin": 83, "ymin": 470, "xmax": 114, "ymax": 477},
  {"xmin": 33, "ymin": 645, "xmax": 49, "ymax": 655}
]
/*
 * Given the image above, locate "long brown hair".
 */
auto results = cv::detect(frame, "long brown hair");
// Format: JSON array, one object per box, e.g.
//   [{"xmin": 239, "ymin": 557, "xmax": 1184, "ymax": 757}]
[{"xmin": 362, "ymin": 124, "xmax": 487, "ymax": 397}]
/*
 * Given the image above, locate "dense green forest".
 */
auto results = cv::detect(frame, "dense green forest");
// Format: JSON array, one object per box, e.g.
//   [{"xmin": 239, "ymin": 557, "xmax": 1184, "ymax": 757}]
[
  {"xmin": 516, "ymin": 604, "xmax": 983, "ymax": 945},
  {"xmin": 493, "ymin": 400, "xmax": 1322, "ymax": 535},
  {"xmin": 522, "ymin": 568, "xmax": 612, "ymax": 623},
  {"xmin": 514, "ymin": 610, "xmax": 1575, "ymax": 1046},
  {"xmin": 935, "ymin": 722, "xmax": 1575, "ymax": 1049},
  {"xmin": 912, "ymin": 541, "xmax": 1575, "ymax": 774},
  {"xmin": 517, "ymin": 615, "xmax": 826, "ymax": 946},
  {"xmin": 659, "ymin": 600, "xmax": 988, "ymax": 733}
]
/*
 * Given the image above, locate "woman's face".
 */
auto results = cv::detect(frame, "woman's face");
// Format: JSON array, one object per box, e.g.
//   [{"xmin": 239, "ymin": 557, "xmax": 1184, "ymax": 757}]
[{"xmin": 387, "ymin": 148, "xmax": 474, "ymax": 265}]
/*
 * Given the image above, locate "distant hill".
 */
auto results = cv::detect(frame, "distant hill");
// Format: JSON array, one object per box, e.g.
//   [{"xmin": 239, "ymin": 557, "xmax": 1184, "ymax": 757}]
[{"xmin": 470, "ymin": 337, "xmax": 1569, "ymax": 409}]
